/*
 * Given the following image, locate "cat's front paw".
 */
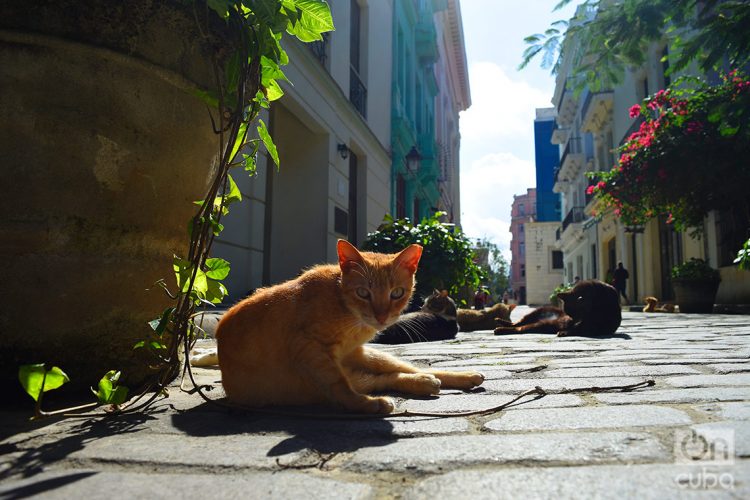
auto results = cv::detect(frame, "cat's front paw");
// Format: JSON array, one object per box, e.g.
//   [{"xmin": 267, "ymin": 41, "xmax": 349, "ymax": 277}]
[
  {"xmin": 494, "ymin": 326, "xmax": 515, "ymax": 335},
  {"xmin": 411, "ymin": 373, "xmax": 441, "ymax": 395},
  {"xmin": 358, "ymin": 396, "xmax": 395, "ymax": 414},
  {"xmin": 466, "ymin": 371, "xmax": 485, "ymax": 388}
]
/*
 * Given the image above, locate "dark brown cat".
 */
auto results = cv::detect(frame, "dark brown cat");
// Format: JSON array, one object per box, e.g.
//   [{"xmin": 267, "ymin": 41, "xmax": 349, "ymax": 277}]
[{"xmin": 494, "ymin": 279, "xmax": 622, "ymax": 337}]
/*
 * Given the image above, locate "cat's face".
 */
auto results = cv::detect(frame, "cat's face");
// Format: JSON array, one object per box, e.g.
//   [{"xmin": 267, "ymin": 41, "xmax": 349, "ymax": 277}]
[
  {"xmin": 423, "ymin": 290, "xmax": 458, "ymax": 319},
  {"xmin": 337, "ymin": 240, "xmax": 422, "ymax": 329},
  {"xmin": 557, "ymin": 279, "xmax": 616, "ymax": 320}
]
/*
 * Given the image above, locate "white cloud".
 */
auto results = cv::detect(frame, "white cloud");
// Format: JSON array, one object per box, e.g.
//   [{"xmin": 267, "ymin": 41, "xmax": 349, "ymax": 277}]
[
  {"xmin": 460, "ymin": 152, "xmax": 537, "ymax": 261},
  {"xmin": 460, "ymin": 61, "xmax": 554, "ymax": 144}
]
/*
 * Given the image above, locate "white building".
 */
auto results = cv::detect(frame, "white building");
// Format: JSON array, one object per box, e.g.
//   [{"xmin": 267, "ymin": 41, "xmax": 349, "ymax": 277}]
[{"xmin": 215, "ymin": 0, "xmax": 394, "ymax": 301}]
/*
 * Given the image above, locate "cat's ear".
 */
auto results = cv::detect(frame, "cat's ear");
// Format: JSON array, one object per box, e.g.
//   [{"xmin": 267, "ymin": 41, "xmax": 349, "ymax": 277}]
[
  {"xmin": 440, "ymin": 290, "xmax": 449, "ymax": 297},
  {"xmin": 394, "ymin": 244, "xmax": 423, "ymax": 274},
  {"xmin": 337, "ymin": 239, "xmax": 364, "ymax": 271}
]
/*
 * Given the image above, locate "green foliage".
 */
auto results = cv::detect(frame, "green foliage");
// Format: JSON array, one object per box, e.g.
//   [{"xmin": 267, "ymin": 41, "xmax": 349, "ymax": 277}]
[
  {"xmin": 474, "ymin": 238, "xmax": 511, "ymax": 298},
  {"xmin": 93, "ymin": 370, "xmax": 129, "ymax": 406},
  {"xmin": 671, "ymin": 258, "xmax": 721, "ymax": 283},
  {"xmin": 521, "ymin": 0, "xmax": 750, "ymax": 91},
  {"xmin": 590, "ymin": 73, "xmax": 750, "ymax": 235},
  {"xmin": 549, "ymin": 282, "xmax": 574, "ymax": 304},
  {"xmin": 362, "ymin": 212, "xmax": 486, "ymax": 303},
  {"xmin": 735, "ymin": 238, "xmax": 750, "ymax": 271},
  {"xmin": 18, "ymin": 364, "xmax": 69, "ymax": 402}
]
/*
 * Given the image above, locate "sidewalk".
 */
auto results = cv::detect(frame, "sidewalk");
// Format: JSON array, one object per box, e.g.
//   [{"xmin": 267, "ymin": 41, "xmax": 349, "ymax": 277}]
[{"xmin": 1, "ymin": 308, "xmax": 749, "ymax": 498}]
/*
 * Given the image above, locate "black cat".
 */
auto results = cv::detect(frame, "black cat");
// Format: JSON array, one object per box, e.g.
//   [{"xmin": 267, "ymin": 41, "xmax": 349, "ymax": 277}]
[
  {"xmin": 494, "ymin": 279, "xmax": 622, "ymax": 337},
  {"xmin": 371, "ymin": 290, "xmax": 458, "ymax": 344}
]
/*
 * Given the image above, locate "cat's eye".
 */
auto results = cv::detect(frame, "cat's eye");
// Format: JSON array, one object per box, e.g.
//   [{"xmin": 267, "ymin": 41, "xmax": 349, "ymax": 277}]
[
  {"xmin": 356, "ymin": 287, "xmax": 370, "ymax": 299},
  {"xmin": 390, "ymin": 287, "xmax": 405, "ymax": 300}
]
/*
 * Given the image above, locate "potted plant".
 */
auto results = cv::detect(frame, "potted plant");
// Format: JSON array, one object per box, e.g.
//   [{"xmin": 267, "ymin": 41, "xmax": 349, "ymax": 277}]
[
  {"xmin": 671, "ymin": 258, "xmax": 721, "ymax": 313},
  {"xmin": 1, "ymin": 0, "xmax": 333, "ymax": 393}
]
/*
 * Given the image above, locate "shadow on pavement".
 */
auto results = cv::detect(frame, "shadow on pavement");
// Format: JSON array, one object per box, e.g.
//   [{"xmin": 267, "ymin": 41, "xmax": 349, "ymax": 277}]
[
  {"xmin": 0, "ymin": 411, "xmax": 159, "ymax": 486},
  {"xmin": 171, "ymin": 400, "xmax": 402, "ymax": 457}
]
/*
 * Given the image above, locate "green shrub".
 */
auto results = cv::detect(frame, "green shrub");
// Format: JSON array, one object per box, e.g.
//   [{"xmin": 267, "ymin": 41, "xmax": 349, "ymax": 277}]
[
  {"xmin": 362, "ymin": 212, "xmax": 486, "ymax": 304},
  {"xmin": 671, "ymin": 258, "xmax": 721, "ymax": 283}
]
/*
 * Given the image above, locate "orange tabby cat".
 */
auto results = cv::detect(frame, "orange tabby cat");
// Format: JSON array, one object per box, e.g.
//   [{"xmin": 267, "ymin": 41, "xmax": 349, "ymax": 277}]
[{"xmin": 216, "ymin": 240, "xmax": 484, "ymax": 414}]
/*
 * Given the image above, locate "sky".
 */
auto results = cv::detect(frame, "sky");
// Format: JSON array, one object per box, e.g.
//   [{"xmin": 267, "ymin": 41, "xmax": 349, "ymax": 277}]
[{"xmin": 457, "ymin": 0, "xmax": 577, "ymax": 261}]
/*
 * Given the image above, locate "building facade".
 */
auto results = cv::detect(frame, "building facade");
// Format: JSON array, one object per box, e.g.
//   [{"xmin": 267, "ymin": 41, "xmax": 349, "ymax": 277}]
[
  {"xmin": 215, "ymin": 0, "xmax": 394, "ymax": 302},
  {"xmin": 391, "ymin": 0, "xmax": 469, "ymax": 223},
  {"xmin": 509, "ymin": 189, "xmax": 536, "ymax": 304},
  {"xmin": 214, "ymin": 0, "xmax": 471, "ymax": 304},
  {"xmin": 534, "ymin": 108, "xmax": 561, "ymax": 222},
  {"xmin": 551, "ymin": 6, "xmax": 749, "ymax": 306},
  {"xmin": 525, "ymin": 221, "xmax": 565, "ymax": 305}
]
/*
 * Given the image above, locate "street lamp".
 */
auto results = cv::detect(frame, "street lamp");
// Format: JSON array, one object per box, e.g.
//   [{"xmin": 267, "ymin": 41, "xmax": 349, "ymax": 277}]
[
  {"xmin": 405, "ymin": 146, "xmax": 421, "ymax": 173},
  {"xmin": 337, "ymin": 143, "xmax": 349, "ymax": 160}
]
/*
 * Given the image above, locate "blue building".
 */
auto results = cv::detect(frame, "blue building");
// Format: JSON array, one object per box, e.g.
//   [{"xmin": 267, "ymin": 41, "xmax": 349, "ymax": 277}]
[{"xmin": 534, "ymin": 108, "xmax": 561, "ymax": 222}]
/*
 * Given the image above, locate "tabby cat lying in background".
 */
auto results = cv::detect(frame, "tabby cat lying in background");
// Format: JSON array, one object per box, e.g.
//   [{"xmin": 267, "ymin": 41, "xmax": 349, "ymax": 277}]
[
  {"xmin": 494, "ymin": 279, "xmax": 622, "ymax": 337},
  {"xmin": 371, "ymin": 289, "xmax": 458, "ymax": 344},
  {"xmin": 457, "ymin": 302, "xmax": 516, "ymax": 332},
  {"xmin": 216, "ymin": 240, "xmax": 484, "ymax": 414}
]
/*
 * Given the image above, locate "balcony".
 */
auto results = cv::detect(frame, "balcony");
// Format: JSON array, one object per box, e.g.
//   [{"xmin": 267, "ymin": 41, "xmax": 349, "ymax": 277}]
[
  {"xmin": 307, "ymin": 33, "xmax": 329, "ymax": 67},
  {"xmin": 349, "ymin": 66, "xmax": 367, "ymax": 119},
  {"xmin": 555, "ymin": 78, "xmax": 578, "ymax": 127},
  {"xmin": 581, "ymin": 90, "xmax": 614, "ymax": 133},
  {"xmin": 415, "ymin": 21, "xmax": 439, "ymax": 63},
  {"xmin": 551, "ymin": 122, "xmax": 570, "ymax": 145},
  {"xmin": 554, "ymin": 136, "xmax": 584, "ymax": 190},
  {"xmin": 562, "ymin": 206, "xmax": 585, "ymax": 233}
]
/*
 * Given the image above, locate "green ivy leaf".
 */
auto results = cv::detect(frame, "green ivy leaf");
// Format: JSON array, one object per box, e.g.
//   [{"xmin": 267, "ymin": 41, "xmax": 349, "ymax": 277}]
[
  {"xmin": 18, "ymin": 364, "xmax": 70, "ymax": 402},
  {"xmin": 225, "ymin": 175, "xmax": 242, "ymax": 205},
  {"xmin": 257, "ymin": 119, "xmax": 279, "ymax": 167},
  {"xmin": 148, "ymin": 307, "xmax": 175, "ymax": 337},
  {"xmin": 205, "ymin": 258, "xmax": 231, "ymax": 280},
  {"xmin": 93, "ymin": 370, "xmax": 129, "ymax": 405}
]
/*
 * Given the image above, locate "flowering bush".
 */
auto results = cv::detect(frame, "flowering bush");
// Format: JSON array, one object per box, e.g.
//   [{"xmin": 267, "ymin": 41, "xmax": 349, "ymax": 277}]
[{"xmin": 589, "ymin": 71, "xmax": 750, "ymax": 234}]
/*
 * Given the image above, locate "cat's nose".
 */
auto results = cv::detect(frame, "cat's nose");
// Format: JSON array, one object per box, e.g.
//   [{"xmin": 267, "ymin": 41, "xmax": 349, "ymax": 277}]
[{"xmin": 375, "ymin": 312, "xmax": 389, "ymax": 325}]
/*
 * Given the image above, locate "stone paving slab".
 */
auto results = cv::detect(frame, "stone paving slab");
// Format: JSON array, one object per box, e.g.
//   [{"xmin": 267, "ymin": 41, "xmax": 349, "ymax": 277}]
[
  {"xmin": 343, "ymin": 432, "xmax": 668, "ymax": 473},
  {"xmin": 406, "ymin": 462, "xmax": 749, "ymax": 499},
  {"xmin": 1, "ymin": 309, "xmax": 749, "ymax": 498},
  {"xmin": 0, "ymin": 470, "xmax": 373, "ymax": 499},
  {"xmin": 485, "ymin": 404, "xmax": 692, "ymax": 432}
]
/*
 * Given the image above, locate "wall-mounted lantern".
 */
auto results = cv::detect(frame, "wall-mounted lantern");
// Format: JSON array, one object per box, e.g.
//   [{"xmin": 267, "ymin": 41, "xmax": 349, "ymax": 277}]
[
  {"xmin": 337, "ymin": 143, "xmax": 349, "ymax": 160},
  {"xmin": 405, "ymin": 146, "xmax": 421, "ymax": 172}
]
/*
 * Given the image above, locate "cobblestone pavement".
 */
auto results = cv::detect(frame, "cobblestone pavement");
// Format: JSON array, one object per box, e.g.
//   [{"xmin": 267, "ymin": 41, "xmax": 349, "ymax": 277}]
[{"xmin": 1, "ymin": 308, "xmax": 749, "ymax": 498}]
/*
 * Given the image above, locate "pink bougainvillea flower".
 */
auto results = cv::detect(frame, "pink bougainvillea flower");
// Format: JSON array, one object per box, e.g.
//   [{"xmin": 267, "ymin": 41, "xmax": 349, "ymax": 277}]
[
  {"xmin": 596, "ymin": 181, "xmax": 606, "ymax": 190},
  {"xmin": 629, "ymin": 104, "xmax": 641, "ymax": 118},
  {"xmin": 666, "ymin": 213, "xmax": 674, "ymax": 224},
  {"xmin": 586, "ymin": 185, "xmax": 595, "ymax": 195}
]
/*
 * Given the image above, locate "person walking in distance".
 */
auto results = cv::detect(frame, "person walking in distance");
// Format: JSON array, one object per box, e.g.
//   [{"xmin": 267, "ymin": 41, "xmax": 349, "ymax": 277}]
[{"xmin": 613, "ymin": 262, "xmax": 630, "ymax": 305}]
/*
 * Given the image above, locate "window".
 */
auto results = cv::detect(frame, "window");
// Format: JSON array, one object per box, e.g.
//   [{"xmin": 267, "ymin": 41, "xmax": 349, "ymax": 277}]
[
  {"xmin": 519, "ymin": 203, "xmax": 525, "ymax": 216},
  {"xmin": 519, "ymin": 224, "xmax": 524, "ymax": 234},
  {"xmin": 349, "ymin": 0, "xmax": 367, "ymax": 117},
  {"xmin": 396, "ymin": 174, "xmax": 406, "ymax": 219},
  {"xmin": 519, "ymin": 242, "xmax": 525, "ymax": 257},
  {"xmin": 521, "ymin": 264, "xmax": 526, "ymax": 278},
  {"xmin": 552, "ymin": 250, "xmax": 564, "ymax": 270},
  {"xmin": 348, "ymin": 152, "xmax": 358, "ymax": 245}
]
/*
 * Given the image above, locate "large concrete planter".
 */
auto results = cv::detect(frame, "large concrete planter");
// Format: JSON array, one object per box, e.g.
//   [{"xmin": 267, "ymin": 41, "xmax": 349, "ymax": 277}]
[
  {"xmin": 672, "ymin": 279, "xmax": 720, "ymax": 314},
  {"xmin": 0, "ymin": 0, "xmax": 229, "ymax": 391}
]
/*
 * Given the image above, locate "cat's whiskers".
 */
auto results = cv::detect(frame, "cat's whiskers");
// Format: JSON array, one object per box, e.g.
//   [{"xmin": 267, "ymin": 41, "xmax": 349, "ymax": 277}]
[{"xmin": 398, "ymin": 316, "xmax": 429, "ymax": 343}]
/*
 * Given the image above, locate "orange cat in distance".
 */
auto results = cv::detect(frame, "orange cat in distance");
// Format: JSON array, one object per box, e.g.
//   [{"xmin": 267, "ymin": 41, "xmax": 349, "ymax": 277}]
[{"xmin": 216, "ymin": 240, "xmax": 484, "ymax": 413}]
